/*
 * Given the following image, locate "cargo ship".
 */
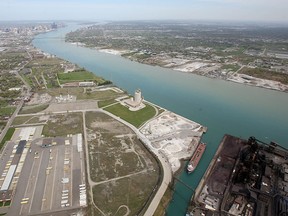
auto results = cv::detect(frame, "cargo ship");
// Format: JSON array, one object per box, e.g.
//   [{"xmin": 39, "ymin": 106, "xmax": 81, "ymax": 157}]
[{"xmin": 187, "ymin": 142, "xmax": 206, "ymax": 174}]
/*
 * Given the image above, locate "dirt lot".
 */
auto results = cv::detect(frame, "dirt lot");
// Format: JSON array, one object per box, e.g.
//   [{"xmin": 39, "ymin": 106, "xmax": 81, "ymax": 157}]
[
  {"xmin": 42, "ymin": 112, "xmax": 83, "ymax": 137},
  {"xmin": 44, "ymin": 101, "xmax": 98, "ymax": 113},
  {"xmin": 85, "ymin": 111, "xmax": 159, "ymax": 216}
]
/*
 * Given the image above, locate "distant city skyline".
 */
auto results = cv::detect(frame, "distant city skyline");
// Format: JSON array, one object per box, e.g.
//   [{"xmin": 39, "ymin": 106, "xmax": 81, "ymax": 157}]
[{"xmin": 1, "ymin": 0, "xmax": 288, "ymax": 23}]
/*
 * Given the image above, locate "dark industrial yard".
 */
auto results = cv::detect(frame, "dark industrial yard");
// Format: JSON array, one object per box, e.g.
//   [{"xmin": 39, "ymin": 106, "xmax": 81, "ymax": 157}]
[{"xmin": 191, "ymin": 135, "xmax": 288, "ymax": 216}]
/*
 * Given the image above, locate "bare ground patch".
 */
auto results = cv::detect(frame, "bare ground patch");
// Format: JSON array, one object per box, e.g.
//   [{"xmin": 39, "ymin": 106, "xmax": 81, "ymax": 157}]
[
  {"xmin": 42, "ymin": 112, "xmax": 83, "ymax": 137},
  {"xmin": 86, "ymin": 111, "xmax": 159, "ymax": 215},
  {"xmin": 92, "ymin": 172, "xmax": 159, "ymax": 216}
]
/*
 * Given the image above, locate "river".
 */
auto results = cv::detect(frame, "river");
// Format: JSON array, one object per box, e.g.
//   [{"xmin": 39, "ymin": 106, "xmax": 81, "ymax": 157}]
[{"xmin": 33, "ymin": 23, "xmax": 288, "ymax": 216}]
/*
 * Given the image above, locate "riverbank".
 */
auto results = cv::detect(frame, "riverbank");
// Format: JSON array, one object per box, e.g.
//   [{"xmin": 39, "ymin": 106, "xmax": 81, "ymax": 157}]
[
  {"xmin": 65, "ymin": 21, "xmax": 288, "ymax": 94},
  {"xmin": 228, "ymin": 73, "xmax": 288, "ymax": 92},
  {"xmin": 70, "ymin": 43, "xmax": 288, "ymax": 93},
  {"xmin": 32, "ymin": 23, "xmax": 288, "ymax": 216}
]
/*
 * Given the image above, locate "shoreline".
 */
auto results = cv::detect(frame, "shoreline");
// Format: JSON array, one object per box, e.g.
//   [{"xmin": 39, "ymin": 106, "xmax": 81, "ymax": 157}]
[
  {"xmin": 69, "ymin": 42, "xmax": 288, "ymax": 93},
  {"xmin": 34, "ymin": 27, "xmax": 288, "ymax": 216},
  {"xmin": 140, "ymin": 110, "xmax": 205, "ymax": 173}
]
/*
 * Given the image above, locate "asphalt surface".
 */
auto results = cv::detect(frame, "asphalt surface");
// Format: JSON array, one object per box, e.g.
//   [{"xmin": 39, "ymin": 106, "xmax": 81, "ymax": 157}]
[
  {"xmin": 1, "ymin": 99, "xmax": 172, "ymax": 216},
  {"xmin": 1, "ymin": 129, "xmax": 86, "ymax": 216}
]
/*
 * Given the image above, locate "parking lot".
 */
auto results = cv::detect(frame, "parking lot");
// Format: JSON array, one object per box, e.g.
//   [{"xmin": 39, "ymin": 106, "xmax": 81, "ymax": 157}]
[{"xmin": 0, "ymin": 127, "xmax": 86, "ymax": 216}]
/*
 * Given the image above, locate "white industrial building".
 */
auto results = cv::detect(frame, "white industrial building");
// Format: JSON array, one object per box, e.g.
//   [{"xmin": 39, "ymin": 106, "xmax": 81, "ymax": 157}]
[
  {"xmin": 78, "ymin": 81, "xmax": 95, "ymax": 87},
  {"xmin": 123, "ymin": 89, "xmax": 145, "ymax": 111}
]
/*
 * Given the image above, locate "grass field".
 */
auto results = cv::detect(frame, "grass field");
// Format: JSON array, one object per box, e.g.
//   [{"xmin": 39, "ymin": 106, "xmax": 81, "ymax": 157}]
[
  {"xmin": 0, "ymin": 128, "xmax": 15, "ymax": 151},
  {"xmin": 104, "ymin": 103, "xmax": 156, "ymax": 128},
  {"xmin": 58, "ymin": 70, "xmax": 105, "ymax": 84},
  {"xmin": 19, "ymin": 104, "xmax": 49, "ymax": 114},
  {"xmin": 98, "ymin": 99, "xmax": 117, "ymax": 108},
  {"xmin": 0, "ymin": 106, "xmax": 16, "ymax": 117},
  {"xmin": 12, "ymin": 116, "xmax": 46, "ymax": 126},
  {"xmin": 78, "ymin": 90, "xmax": 122, "ymax": 100},
  {"xmin": 12, "ymin": 116, "xmax": 33, "ymax": 126},
  {"xmin": 93, "ymin": 172, "xmax": 158, "ymax": 215}
]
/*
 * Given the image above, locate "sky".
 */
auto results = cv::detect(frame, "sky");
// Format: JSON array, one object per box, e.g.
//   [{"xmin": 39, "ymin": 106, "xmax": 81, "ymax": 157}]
[{"xmin": 1, "ymin": 0, "xmax": 288, "ymax": 23}]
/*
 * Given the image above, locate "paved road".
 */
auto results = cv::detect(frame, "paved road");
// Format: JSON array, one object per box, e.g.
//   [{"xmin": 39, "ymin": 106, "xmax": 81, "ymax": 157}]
[
  {"xmin": 0, "ymin": 59, "xmax": 31, "ymax": 154},
  {"xmin": 15, "ymin": 71, "xmax": 31, "ymax": 92},
  {"xmin": 2, "ymin": 100, "xmax": 172, "ymax": 216},
  {"xmin": 30, "ymin": 151, "xmax": 50, "ymax": 214},
  {"xmin": 0, "ymin": 100, "xmax": 23, "ymax": 154}
]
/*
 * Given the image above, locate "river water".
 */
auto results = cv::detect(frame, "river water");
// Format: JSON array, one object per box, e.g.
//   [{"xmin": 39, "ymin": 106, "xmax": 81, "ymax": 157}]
[{"xmin": 33, "ymin": 23, "xmax": 288, "ymax": 216}]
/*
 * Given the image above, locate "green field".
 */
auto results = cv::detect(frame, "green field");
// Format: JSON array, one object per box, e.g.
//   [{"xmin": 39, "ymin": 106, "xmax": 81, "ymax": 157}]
[
  {"xmin": 0, "ymin": 128, "xmax": 15, "ymax": 151},
  {"xmin": 12, "ymin": 116, "xmax": 33, "ymax": 126},
  {"xmin": 98, "ymin": 99, "xmax": 117, "ymax": 108},
  {"xmin": 104, "ymin": 103, "xmax": 156, "ymax": 128},
  {"xmin": 93, "ymin": 172, "xmax": 158, "ymax": 215},
  {"xmin": 0, "ymin": 106, "xmax": 16, "ymax": 117},
  {"xmin": 19, "ymin": 104, "xmax": 49, "ymax": 114},
  {"xmin": 12, "ymin": 116, "xmax": 45, "ymax": 126},
  {"xmin": 58, "ymin": 70, "xmax": 105, "ymax": 84}
]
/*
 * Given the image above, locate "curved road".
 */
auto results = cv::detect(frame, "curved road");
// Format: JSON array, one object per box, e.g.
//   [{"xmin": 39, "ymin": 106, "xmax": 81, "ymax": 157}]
[
  {"xmin": 12, "ymin": 102, "xmax": 172, "ymax": 216},
  {"xmin": 101, "ymin": 110, "xmax": 173, "ymax": 216}
]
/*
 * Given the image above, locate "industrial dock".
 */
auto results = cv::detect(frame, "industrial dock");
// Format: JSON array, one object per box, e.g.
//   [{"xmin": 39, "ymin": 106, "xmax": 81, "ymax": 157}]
[{"xmin": 189, "ymin": 134, "xmax": 288, "ymax": 216}]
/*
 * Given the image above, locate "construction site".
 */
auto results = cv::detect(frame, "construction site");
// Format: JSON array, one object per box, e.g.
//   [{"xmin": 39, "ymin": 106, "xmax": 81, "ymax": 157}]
[{"xmin": 140, "ymin": 111, "xmax": 207, "ymax": 173}]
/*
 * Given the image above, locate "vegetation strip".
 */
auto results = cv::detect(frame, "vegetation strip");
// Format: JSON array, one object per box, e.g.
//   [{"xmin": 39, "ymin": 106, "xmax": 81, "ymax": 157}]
[
  {"xmin": 0, "ymin": 128, "xmax": 15, "ymax": 151},
  {"xmin": 104, "ymin": 103, "xmax": 156, "ymax": 128}
]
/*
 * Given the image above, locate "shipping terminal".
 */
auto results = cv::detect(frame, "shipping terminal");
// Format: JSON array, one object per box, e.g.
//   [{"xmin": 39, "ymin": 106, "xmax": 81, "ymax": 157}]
[{"xmin": 188, "ymin": 135, "xmax": 288, "ymax": 216}]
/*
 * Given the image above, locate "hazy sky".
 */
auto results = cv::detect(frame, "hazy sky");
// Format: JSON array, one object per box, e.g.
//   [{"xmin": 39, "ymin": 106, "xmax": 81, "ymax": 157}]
[{"xmin": 1, "ymin": 0, "xmax": 288, "ymax": 23}]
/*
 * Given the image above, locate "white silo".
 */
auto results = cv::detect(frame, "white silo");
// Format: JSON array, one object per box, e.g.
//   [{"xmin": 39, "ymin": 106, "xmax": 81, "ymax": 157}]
[{"xmin": 134, "ymin": 89, "xmax": 142, "ymax": 104}]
